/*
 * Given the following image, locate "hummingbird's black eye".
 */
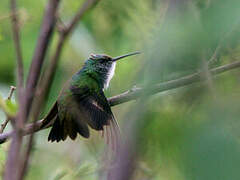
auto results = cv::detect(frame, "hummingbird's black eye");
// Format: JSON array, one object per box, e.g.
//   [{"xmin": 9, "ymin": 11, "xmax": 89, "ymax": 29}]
[
  {"xmin": 102, "ymin": 55, "xmax": 112, "ymax": 61},
  {"xmin": 99, "ymin": 59, "xmax": 107, "ymax": 63}
]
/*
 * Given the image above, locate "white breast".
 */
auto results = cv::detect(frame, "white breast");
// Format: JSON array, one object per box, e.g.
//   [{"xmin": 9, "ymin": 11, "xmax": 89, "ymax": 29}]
[{"xmin": 104, "ymin": 62, "xmax": 116, "ymax": 89}]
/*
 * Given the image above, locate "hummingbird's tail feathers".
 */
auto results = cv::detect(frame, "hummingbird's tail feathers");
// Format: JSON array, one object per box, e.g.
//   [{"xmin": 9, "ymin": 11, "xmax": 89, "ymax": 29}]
[
  {"xmin": 48, "ymin": 116, "xmax": 64, "ymax": 142},
  {"xmin": 41, "ymin": 102, "xmax": 58, "ymax": 128},
  {"xmin": 112, "ymin": 116, "xmax": 122, "ymax": 151},
  {"xmin": 102, "ymin": 116, "xmax": 122, "ymax": 153},
  {"xmin": 48, "ymin": 113, "xmax": 90, "ymax": 142},
  {"xmin": 63, "ymin": 117, "xmax": 77, "ymax": 140}
]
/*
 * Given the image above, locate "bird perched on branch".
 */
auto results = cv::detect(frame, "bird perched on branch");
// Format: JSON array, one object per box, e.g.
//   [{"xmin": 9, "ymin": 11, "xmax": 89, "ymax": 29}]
[{"xmin": 41, "ymin": 52, "xmax": 140, "ymax": 149}]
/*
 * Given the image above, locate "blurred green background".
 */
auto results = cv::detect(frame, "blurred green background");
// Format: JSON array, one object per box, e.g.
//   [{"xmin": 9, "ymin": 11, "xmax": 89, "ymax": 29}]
[{"xmin": 1, "ymin": 0, "xmax": 240, "ymax": 179}]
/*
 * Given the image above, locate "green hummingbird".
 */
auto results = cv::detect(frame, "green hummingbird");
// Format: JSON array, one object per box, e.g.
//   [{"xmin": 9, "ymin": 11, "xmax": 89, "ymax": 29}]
[{"xmin": 42, "ymin": 52, "xmax": 140, "ymax": 148}]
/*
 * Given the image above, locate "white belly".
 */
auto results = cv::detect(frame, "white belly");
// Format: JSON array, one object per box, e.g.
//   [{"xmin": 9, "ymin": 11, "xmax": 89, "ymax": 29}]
[{"xmin": 104, "ymin": 62, "xmax": 116, "ymax": 89}]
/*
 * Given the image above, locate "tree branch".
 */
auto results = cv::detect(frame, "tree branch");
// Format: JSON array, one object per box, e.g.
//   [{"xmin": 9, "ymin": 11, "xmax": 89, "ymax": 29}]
[
  {"xmin": 10, "ymin": 1, "xmax": 24, "ymax": 91},
  {"xmin": 10, "ymin": 0, "xmax": 24, "ymax": 130},
  {"xmin": 62, "ymin": 0, "xmax": 100, "ymax": 35},
  {"xmin": 3, "ymin": 1, "xmax": 24, "ymax": 179},
  {"xmin": 1, "ymin": 60, "xmax": 240, "ymax": 143},
  {"xmin": 25, "ymin": 0, "xmax": 60, "ymax": 118}
]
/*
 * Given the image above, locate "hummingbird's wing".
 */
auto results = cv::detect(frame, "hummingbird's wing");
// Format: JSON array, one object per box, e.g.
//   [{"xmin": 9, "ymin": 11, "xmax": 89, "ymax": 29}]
[
  {"xmin": 70, "ymin": 85, "xmax": 121, "ymax": 150},
  {"xmin": 43, "ymin": 84, "xmax": 121, "ymax": 149},
  {"xmin": 42, "ymin": 85, "xmax": 91, "ymax": 142}
]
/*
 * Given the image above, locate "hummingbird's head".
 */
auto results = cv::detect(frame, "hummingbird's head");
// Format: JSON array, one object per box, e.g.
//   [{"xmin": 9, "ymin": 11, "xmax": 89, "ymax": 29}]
[{"xmin": 83, "ymin": 52, "xmax": 140, "ymax": 89}]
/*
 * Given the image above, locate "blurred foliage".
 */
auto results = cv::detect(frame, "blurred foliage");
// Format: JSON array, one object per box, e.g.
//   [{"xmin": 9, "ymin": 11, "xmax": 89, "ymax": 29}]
[{"xmin": 0, "ymin": 0, "xmax": 240, "ymax": 179}]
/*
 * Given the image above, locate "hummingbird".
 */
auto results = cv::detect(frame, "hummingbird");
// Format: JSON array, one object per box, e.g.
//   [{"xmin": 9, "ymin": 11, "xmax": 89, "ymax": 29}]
[{"xmin": 41, "ymin": 52, "xmax": 140, "ymax": 148}]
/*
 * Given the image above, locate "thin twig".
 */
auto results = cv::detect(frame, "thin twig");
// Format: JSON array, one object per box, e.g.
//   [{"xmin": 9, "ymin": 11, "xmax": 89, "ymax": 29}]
[
  {"xmin": 10, "ymin": 2, "xmax": 24, "ymax": 92},
  {"xmin": 24, "ymin": 0, "xmax": 60, "ymax": 117},
  {"xmin": 10, "ymin": 0, "xmax": 24, "ymax": 129},
  {"xmin": 62, "ymin": 0, "xmax": 100, "ymax": 35},
  {"xmin": 9, "ymin": 0, "xmax": 24, "ymax": 157},
  {"xmin": 1, "ymin": 60, "xmax": 240, "ymax": 143},
  {"xmin": 7, "ymin": 86, "xmax": 16, "ymax": 100},
  {"xmin": 0, "ymin": 119, "xmax": 10, "ymax": 134},
  {"xmin": 10, "ymin": 0, "xmax": 24, "ymax": 132},
  {"xmin": 0, "ymin": 86, "xmax": 16, "ymax": 133}
]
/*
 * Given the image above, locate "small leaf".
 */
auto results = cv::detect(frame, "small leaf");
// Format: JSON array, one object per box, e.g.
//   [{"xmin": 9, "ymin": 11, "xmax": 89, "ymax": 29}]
[
  {"xmin": 0, "ymin": 94, "xmax": 17, "ymax": 117},
  {"xmin": 5, "ymin": 100, "xmax": 18, "ymax": 115}
]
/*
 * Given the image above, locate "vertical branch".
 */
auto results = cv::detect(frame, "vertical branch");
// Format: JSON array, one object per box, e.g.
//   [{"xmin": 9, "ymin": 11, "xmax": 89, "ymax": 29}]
[
  {"xmin": 9, "ymin": 0, "xmax": 24, "ymax": 135},
  {"xmin": 18, "ymin": 0, "xmax": 61, "ymax": 178},
  {"xmin": 4, "ymin": 1, "xmax": 24, "ymax": 179},
  {"xmin": 10, "ymin": 1, "xmax": 24, "ymax": 92},
  {"xmin": 25, "ymin": 0, "xmax": 60, "ymax": 117},
  {"xmin": 4, "ymin": 0, "xmax": 60, "ymax": 180},
  {"xmin": 10, "ymin": 0, "xmax": 24, "ymax": 129},
  {"xmin": 4, "ymin": 134, "xmax": 23, "ymax": 180}
]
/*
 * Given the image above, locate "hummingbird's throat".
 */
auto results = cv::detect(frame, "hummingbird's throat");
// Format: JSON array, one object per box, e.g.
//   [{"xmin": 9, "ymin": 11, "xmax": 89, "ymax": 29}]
[{"xmin": 104, "ymin": 62, "xmax": 116, "ymax": 89}]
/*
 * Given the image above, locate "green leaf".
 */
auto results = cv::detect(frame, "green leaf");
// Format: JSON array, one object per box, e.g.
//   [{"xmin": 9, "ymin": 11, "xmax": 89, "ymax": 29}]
[
  {"xmin": 5, "ymin": 99, "xmax": 18, "ymax": 115},
  {"xmin": 0, "ymin": 94, "xmax": 17, "ymax": 117}
]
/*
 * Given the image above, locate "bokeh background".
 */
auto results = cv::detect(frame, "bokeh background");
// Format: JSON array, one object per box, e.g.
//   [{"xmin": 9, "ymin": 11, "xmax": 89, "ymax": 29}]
[{"xmin": 1, "ymin": 0, "xmax": 240, "ymax": 179}]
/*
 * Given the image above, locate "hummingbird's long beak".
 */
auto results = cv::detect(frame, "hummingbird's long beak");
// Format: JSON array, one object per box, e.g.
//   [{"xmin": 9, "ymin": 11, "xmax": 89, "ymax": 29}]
[{"xmin": 112, "ymin": 51, "xmax": 141, "ymax": 62}]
